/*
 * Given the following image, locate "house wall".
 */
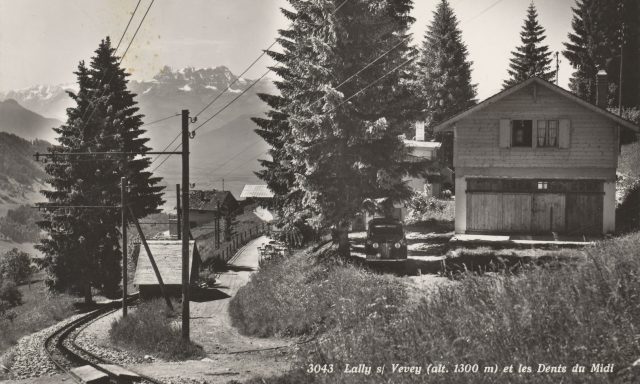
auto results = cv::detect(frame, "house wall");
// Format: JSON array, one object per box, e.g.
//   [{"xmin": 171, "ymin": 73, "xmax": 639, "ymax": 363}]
[
  {"xmin": 453, "ymin": 84, "xmax": 618, "ymax": 172},
  {"xmin": 453, "ymin": 83, "xmax": 618, "ymax": 234}
]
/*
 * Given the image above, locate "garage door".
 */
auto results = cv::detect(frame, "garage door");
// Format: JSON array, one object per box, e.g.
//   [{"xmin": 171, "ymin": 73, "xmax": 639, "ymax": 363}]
[
  {"xmin": 566, "ymin": 194, "xmax": 603, "ymax": 235},
  {"xmin": 466, "ymin": 179, "xmax": 603, "ymax": 235}
]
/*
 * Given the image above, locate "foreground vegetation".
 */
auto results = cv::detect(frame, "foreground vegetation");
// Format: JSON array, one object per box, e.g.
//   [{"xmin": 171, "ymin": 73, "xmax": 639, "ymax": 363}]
[
  {"xmin": 109, "ymin": 298, "xmax": 204, "ymax": 361},
  {"xmin": 230, "ymin": 247, "xmax": 406, "ymax": 337},
  {"xmin": 0, "ymin": 279, "xmax": 77, "ymax": 356},
  {"xmin": 234, "ymin": 234, "xmax": 640, "ymax": 384}
]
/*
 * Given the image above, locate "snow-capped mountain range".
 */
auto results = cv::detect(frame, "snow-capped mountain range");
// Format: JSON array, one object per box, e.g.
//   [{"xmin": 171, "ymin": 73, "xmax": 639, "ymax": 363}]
[{"xmin": 0, "ymin": 66, "xmax": 276, "ymax": 198}]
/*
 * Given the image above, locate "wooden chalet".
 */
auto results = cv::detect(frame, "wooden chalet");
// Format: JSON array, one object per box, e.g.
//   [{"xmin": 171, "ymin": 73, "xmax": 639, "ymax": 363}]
[{"xmin": 434, "ymin": 73, "xmax": 639, "ymax": 236}]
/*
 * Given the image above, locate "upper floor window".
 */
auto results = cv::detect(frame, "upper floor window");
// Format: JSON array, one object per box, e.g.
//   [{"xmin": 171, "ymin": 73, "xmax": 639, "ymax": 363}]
[
  {"xmin": 512, "ymin": 120, "xmax": 532, "ymax": 147},
  {"xmin": 537, "ymin": 120, "xmax": 558, "ymax": 147},
  {"xmin": 500, "ymin": 118, "xmax": 570, "ymax": 149}
]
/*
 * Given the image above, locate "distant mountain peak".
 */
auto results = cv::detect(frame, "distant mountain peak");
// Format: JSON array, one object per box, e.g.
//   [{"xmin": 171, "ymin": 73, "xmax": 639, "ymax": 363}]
[
  {"xmin": 147, "ymin": 65, "xmax": 249, "ymax": 93},
  {"xmin": 1, "ymin": 98, "xmax": 19, "ymax": 105}
]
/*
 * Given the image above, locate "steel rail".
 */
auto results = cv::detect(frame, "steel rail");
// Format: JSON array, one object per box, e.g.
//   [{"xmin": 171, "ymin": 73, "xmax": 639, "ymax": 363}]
[{"xmin": 43, "ymin": 294, "xmax": 165, "ymax": 384}]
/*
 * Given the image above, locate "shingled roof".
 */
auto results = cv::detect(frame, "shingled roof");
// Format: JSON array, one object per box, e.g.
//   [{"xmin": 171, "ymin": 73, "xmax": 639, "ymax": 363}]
[
  {"xmin": 189, "ymin": 190, "xmax": 237, "ymax": 211},
  {"xmin": 133, "ymin": 240, "xmax": 200, "ymax": 286}
]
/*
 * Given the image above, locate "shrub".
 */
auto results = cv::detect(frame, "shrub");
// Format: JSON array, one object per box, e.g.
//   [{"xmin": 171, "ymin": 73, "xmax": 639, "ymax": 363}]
[
  {"xmin": 109, "ymin": 298, "xmax": 204, "ymax": 360},
  {"xmin": 0, "ymin": 249, "xmax": 32, "ymax": 284},
  {"xmin": 406, "ymin": 192, "xmax": 455, "ymax": 225},
  {"xmin": 0, "ymin": 280, "xmax": 21, "ymax": 308}
]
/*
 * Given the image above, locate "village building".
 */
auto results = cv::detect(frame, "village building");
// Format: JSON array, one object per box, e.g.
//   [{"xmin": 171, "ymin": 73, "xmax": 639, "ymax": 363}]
[
  {"xmin": 403, "ymin": 121, "xmax": 451, "ymax": 196},
  {"xmin": 169, "ymin": 190, "xmax": 240, "ymax": 237},
  {"xmin": 133, "ymin": 240, "xmax": 201, "ymax": 298},
  {"xmin": 434, "ymin": 73, "xmax": 639, "ymax": 236},
  {"xmin": 240, "ymin": 184, "xmax": 275, "ymax": 223}
]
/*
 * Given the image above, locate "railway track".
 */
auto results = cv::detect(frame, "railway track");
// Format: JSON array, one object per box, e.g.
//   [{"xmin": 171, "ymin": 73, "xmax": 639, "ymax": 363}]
[{"xmin": 43, "ymin": 294, "xmax": 164, "ymax": 384}]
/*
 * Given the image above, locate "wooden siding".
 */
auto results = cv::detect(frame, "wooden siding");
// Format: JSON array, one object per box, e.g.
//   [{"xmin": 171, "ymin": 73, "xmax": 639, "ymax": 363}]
[
  {"xmin": 566, "ymin": 194, "xmax": 603, "ymax": 235},
  {"xmin": 467, "ymin": 193, "xmax": 502, "ymax": 232},
  {"xmin": 532, "ymin": 194, "xmax": 565, "ymax": 233},
  {"xmin": 466, "ymin": 181, "xmax": 603, "ymax": 234},
  {"xmin": 501, "ymin": 194, "xmax": 532, "ymax": 231},
  {"xmin": 453, "ymin": 84, "xmax": 618, "ymax": 171}
]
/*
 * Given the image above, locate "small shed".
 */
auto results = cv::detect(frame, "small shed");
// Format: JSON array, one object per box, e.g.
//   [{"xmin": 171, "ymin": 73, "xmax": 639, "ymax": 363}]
[{"xmin": 133, "ymin": 240, "xmax": 201, "ymax": 299}]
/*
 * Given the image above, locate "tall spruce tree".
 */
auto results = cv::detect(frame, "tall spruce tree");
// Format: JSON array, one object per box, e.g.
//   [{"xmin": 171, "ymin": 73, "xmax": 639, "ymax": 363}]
[
  {"xmin": 254, "ymin": 0, "xmax": 416, "ymax": 254},
  {"xmin": 253, "ymin": 2, "xmax": 317, "ymax": 242},
  {"xmin": 37, "ymin": 38, "xmax": 164, "ymax": 302},
  {"xmin": 564, "ymin": 0, "xmax": 640, "ymax": 108},
  {"xmin": 417, "ymin": 0, "xmax": 476, "ymax": 168},
  {"xmin": 503, "ymin": 3, "xmax": 556, "ymax": 88}
]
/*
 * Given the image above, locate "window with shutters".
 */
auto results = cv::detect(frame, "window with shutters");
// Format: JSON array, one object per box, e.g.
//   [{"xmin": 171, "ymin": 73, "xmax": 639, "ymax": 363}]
[
  {"xmin": 537, "ymin": 120, "xmax": 558, "ymax": 147},
  {"xmin": 512, "ymin": 120, "xmax": 533, "ymax": 147}
]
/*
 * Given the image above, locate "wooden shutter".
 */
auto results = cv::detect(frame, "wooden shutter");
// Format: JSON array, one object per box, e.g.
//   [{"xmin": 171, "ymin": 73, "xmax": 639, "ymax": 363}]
[
  {"xmin": 499, "ymin": 119, "xmax": 511, "ymax": 148},
  {"xmin": 558, "ymin": 119, "xmax": 571, "ymax": 148}
]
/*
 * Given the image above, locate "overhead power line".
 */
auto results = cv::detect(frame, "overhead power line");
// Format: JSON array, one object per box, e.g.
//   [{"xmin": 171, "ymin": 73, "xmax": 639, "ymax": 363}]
[
  {"xmin": 326, "ymin": 56, "xmax": 416, "ymax": 114},
  {"xmin": 118, "ymin": 0, "xmax": 155, "ymax": 61},
  {"xmin": 149, "ymin": 0, "xmax": 352, "ymax": 170},
  {"xmin": 463, "ymin": 0, "xmax": 504, "ymax": 23},
  {"xmin": 114, "ymin": 0, "xmax": 142, "ymax": 52},
  {"xmin": 80, "ymin": 0, "xmax": 155, "ymax": 128}
]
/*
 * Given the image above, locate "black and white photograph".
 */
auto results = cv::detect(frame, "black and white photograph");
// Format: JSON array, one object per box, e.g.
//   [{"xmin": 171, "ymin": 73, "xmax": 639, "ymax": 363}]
[{"xmin": 0, "ymin": 0, "xmax": 639, "ymax": 383}]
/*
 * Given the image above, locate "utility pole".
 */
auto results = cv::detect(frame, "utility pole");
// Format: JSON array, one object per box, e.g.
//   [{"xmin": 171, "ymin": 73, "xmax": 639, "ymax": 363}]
[
  {"xmin": 215, "ymin": 201, "xmax": 221, "ymax": 249},
  {"xmin": 181, "ymin": 109, "xmax": 191, "ymax": 341},
  {"xmin": 619, "ymin": 3, "xmax": 625, "ymax": 115},
  {"xmin": 176, "ymin": 184, "xmax": 182, "ymax": 240},
  {"xmin": 121, "ymin": 177, "xmax": 128, "ymax": 317},
  {"xmin": 222, "ymin": 178, "xmax": 225, "ymax": 191}
]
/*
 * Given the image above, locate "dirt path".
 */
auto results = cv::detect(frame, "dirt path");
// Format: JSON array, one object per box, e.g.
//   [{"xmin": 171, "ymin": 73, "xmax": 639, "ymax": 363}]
[{"xmin": 129, "ymin": 236, "xmax": 296, "ymax": 383}]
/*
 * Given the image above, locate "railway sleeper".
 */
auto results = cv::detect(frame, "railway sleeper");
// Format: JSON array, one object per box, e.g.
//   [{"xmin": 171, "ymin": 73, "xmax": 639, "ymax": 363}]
[
  {"xmin": 98, "ymin": 364, "xmax": 142, "ymax": 384},
  {"xmin": 70, "ymin": 366, "xmax": 109, "ymax": 384},
  {"xmin": 70, "ymin": 364, "xmax": 141, "ymax": 384}
]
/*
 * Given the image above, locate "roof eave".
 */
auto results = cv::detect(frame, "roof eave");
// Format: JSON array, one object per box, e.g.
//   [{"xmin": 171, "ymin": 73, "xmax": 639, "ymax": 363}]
[{"xmin": 432, "ymin": 77, "xmax": 640, "ymax": 133}]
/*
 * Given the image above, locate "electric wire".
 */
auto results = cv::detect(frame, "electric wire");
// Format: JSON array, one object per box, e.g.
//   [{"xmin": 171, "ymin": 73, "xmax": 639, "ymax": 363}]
[
  {"xmin": 149, "ymin": 0, "xmax": 351, "ymax": 169},
  {"xmin": 114, "ymin": 0, "xmax": 142, "ymax": 52}
]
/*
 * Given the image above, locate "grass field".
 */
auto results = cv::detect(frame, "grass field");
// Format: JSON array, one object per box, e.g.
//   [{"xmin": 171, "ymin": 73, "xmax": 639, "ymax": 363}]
[
  {"xmin": 109, "ymin": 298, "xmax": 204, "ymax": 361},
  {"xmin": 236, "ymin": 233, "xmax": 640, "ymax": 384}
]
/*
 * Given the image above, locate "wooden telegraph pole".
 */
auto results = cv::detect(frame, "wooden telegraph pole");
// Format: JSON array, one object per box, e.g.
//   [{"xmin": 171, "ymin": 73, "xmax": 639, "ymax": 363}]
[
  {"xmin": 121, "ymin": 177, "xmax": 128, "ymax": 317},
  {"xmin": 181, "ymin": 109, "xmax": 191, "ymax": 341},
  {"xmin": 176, "ymin": 184, "xmax": 182, "ymax": 240}
]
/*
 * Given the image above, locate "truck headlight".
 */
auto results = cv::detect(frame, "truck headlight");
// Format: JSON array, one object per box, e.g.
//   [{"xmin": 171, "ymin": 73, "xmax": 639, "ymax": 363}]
[
  {"xmin": 372, "ymin": 243, "xmax": 379, "ymax": 249},
  {"xmin": 394, "ymin": 242, "xmax": 401, "ymax": 249}
]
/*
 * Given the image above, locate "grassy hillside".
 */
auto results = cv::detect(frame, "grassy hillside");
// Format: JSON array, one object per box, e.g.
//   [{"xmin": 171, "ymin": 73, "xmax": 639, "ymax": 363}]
[
  {"xmin": 0, "ymin": 133, "xmax": 49, "ymax": 216},
  {"xmin": 0, "ymin": 99, "xmax": 61, "ymax": 141},
  {"xmin": 234, "ymin": 234, "xmax": 640, "ymax": 384}
]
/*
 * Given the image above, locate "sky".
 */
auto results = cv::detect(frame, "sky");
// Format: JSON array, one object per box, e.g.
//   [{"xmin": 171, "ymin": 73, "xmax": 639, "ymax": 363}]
[{"xmin": 0, "ymin": 0, "xmax": 576, "ymax": 100}]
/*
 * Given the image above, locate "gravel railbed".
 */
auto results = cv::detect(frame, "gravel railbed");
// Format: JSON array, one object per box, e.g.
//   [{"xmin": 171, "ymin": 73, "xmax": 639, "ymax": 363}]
[
  {"xmin": 73, "ymin": 309, "xmax": 149, "ymax": 365},
  {"xmin": 2, "ymin": 313, "xmax": 85, "ymax": 379}
]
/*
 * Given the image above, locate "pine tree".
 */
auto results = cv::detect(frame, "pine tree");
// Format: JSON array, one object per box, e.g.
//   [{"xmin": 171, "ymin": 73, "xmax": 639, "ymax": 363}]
[
  {"xmin": 37, "ymin": 38, "xmax": 164, "ymax": 302},
  {"xmin": 564, "ymin": 0, "xmax": 640, "ymax": 108},
  {"xmin": 417, "ymin": 0, "xmax": 476, "ymax": 168},
  {"xmin": 254, "ymin": 0, "xmax": 416, "ymax": 255},
  {"xmin": 503, "ymin": 3, "xmax": 556, "ymax": 88}
]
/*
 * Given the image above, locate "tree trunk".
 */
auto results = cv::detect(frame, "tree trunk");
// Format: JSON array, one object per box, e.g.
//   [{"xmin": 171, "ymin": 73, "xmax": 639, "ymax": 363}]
[
  {"xmin": 332, "ymin": 221, "xmax": 350, "ymax": 258},
  {"xmin": 83, "ymin": 282, "xmax": 93, "ymax": 304}
]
